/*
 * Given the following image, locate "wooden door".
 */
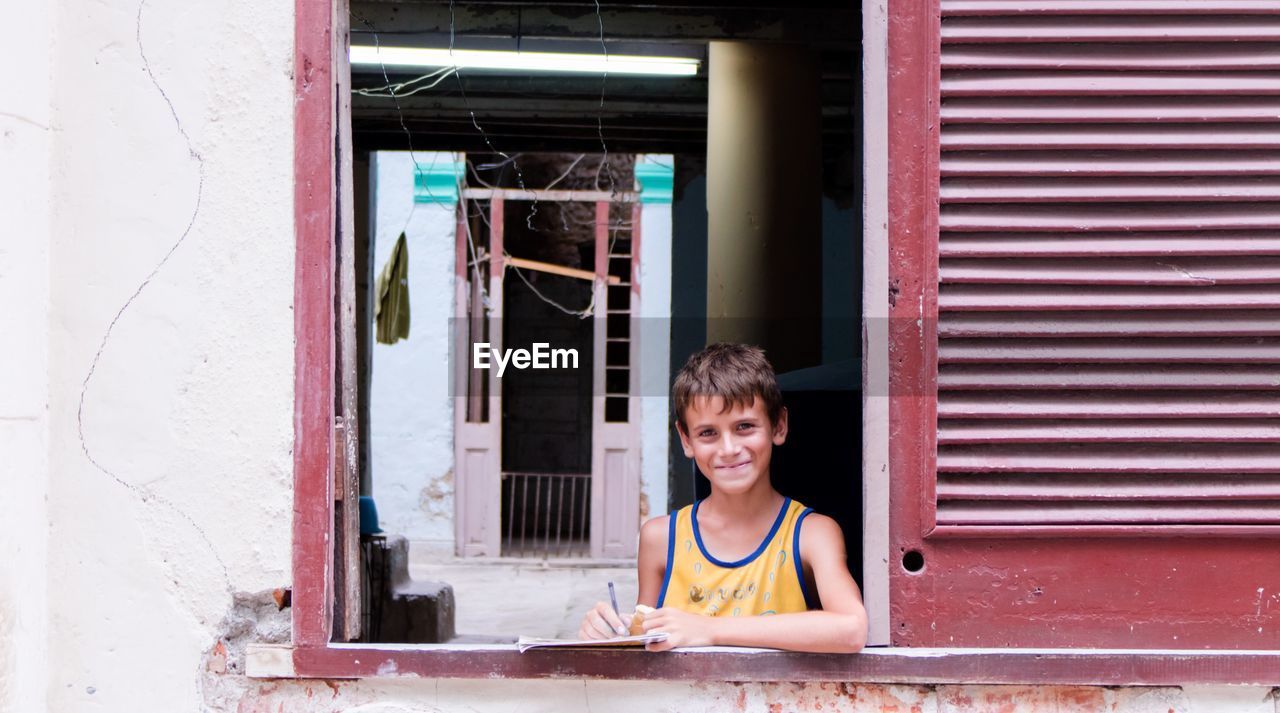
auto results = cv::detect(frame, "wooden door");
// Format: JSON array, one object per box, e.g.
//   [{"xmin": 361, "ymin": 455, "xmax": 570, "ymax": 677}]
[
  {"xmin": 454, "ymin": 198, "xmax": 504, "ymax": 557},
  {"xmin": 591, "ymin": 201, "xmax": 643, "ymax": 559}
]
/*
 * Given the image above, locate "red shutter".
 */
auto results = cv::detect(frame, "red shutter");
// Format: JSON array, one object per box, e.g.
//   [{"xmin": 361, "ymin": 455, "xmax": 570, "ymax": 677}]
[{"xmin": 889, "ymin": 0, "xmax": 1280, "ymax": 647}]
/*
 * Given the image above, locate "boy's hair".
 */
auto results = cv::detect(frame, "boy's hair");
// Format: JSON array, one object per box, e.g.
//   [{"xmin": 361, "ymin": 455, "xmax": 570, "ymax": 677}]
[{"xmin": 673, "ymin": 343, "xmax": 783, "ymax": 431}]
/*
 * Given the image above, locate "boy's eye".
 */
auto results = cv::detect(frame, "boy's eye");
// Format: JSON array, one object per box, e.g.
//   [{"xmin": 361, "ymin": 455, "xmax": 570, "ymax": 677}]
[
  {"xmin": 737, "ymin": 423, "xmax": 755, "ymax": 431},
  {"xmin": 698, "ymin": 429, "xmax": 715, "ymax": 438}
]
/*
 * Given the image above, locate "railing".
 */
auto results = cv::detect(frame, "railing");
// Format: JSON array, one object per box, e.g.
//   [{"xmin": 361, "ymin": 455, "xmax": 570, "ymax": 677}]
[{"xmin": 501, "ymin": 472, "xmax": 593, "ymax": 558}]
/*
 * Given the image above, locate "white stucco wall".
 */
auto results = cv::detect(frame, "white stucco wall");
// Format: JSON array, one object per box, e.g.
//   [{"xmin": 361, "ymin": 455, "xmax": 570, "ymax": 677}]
[
  {"xmin": 369, "ymin": 151, "xmax": 457, "ymax": 555},
  {"xmin": 28, "ymin": 0, "xmax": 296, "ymax": 710},
  {"xmin": 0, "ymin": 2, "xmax": 53, "ymax": 711},
  {"xmin": 636, "ymin": 158, "xmax": 674, "ymax": 519},
  {"xmin": 3, "ymin": 1, "xmax": 1276, "ymax": 711}
]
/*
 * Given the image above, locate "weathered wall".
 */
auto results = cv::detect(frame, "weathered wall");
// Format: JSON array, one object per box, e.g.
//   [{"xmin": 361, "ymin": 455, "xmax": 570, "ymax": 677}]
[
  {"xmin": 38, "ymin": 0, "xmax": 296, "ymax": 709},
  {"xmin": 636, "ymin": 170, "xmax": 674, "ymax": 520},
  {"xmin": 0, "ymin": 1, "xmax": 53, "ymax": 711},
  {"xmin": 218, "ymin": 680, "xmax": 1280, "ymax": 713},
  {"xmin": 6, "ymin": 0, "xmax": 1279, "ymax": 711},
  {"xmin": 370, "ymin": 151, "xmax": 457, "ymax": 555}
]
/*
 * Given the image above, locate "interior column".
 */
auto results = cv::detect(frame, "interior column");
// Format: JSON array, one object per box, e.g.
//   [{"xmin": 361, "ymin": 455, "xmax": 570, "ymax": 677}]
[{"xmin": 706, "ymin": 41, "xmax": 823, "ymax": 373}]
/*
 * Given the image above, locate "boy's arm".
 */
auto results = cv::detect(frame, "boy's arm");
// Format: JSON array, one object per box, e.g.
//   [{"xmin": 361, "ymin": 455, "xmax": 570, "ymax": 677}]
[
  {"xmin": 579, "ymin": 514, "xmax": 669, "ymax": 639},
  {"xmin": 642, "ymin": 513, "xmax": 867, "ymax": 653},
  {"xmin": 635, "ymin": 514, "xmax": 670, "ymax": 607}
]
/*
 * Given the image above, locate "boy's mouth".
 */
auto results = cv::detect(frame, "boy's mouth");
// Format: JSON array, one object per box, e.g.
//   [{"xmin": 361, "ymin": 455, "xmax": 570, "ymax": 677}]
[{"xmin": 716, "ymin": 460, "xmax": 751, "ymax": 471}]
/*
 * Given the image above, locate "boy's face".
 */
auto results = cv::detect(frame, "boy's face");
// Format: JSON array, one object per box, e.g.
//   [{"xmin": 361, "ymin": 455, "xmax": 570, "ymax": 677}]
[{"xmin": 677, "ymin": 395, "xmax": 788, "ymax": 496}]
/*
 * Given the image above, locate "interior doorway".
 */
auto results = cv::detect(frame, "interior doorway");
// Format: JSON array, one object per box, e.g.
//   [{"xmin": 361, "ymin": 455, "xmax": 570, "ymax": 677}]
[{"xmin": 453, "ymin": 181, "xmax": 644, "ymax": 559}]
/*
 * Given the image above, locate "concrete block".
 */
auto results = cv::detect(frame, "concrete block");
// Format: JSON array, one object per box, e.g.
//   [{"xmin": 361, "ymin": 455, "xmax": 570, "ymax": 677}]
[{"xmin": 371, "ymin": 535, "xmax": 456, "ymax": 643}]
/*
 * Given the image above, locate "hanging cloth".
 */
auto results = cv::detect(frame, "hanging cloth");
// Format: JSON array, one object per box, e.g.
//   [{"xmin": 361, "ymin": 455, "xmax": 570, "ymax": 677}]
[{"xmin": 375, "ymin": 232, "xmax": 410, "ymax": 344}]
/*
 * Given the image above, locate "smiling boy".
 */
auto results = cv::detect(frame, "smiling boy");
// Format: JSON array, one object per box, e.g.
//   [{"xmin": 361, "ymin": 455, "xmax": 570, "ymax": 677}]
[{"xmin": 579, "ymin": 343, "xmax": 867, "ymax": 653}]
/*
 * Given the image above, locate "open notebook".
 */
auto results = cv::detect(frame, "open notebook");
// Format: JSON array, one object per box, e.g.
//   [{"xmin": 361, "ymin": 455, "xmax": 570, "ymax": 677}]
[{"xmin": 516, "ymin": 632, "xmax": 668, "ymax": 653}]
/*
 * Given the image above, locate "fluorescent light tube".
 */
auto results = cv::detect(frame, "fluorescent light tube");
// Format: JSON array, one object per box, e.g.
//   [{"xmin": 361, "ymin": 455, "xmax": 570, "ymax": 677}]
[{"xmin": 350, "ymin": 46, "xmax": 699, "ymax": 76}]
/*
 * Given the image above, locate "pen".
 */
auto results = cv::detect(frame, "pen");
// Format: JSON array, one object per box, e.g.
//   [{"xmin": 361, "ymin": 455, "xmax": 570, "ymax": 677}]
[{"xmin": 609, "ymin": 578, "xmax": 629, "ymax": 634}]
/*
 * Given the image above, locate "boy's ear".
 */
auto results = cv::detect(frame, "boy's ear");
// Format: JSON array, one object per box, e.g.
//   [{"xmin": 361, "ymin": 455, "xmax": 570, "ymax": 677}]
[
  {"xmin": 675, "ymin": 420, "xmax": 694, "ymax": 458},
  {"xmin": 771, "ymin": 407, "xmax": 789, "ymax": 446}
]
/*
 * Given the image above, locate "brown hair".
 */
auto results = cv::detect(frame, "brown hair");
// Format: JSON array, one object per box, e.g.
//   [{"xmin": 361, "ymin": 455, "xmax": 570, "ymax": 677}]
[{"xmin": 673, "ymin": 343, "xmax": 783, "ymax": 431}]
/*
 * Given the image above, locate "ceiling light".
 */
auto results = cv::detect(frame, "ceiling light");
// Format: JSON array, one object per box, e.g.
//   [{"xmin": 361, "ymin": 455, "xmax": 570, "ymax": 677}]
[{"xmin": 350, "ymin": 46, "xmax": 699, "ymax": 77}]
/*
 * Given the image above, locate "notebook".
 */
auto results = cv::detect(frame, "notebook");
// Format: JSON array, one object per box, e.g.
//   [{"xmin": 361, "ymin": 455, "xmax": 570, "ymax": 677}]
[{"xmin": 515, "ymin": 632, "xmax": 668, "ymax": 653}]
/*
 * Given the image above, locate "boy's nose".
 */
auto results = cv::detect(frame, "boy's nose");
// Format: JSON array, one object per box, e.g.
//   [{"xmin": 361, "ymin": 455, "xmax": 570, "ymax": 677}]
[{"xmin": 718, "ymin": 433, "xmax": 741, "ymax": 456}]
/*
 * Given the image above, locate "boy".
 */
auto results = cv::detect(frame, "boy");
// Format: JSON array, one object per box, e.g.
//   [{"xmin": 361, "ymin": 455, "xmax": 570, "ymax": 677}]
[{"xmin": 579, "ymin": 343, "xmax": 867, "ymax": 653}]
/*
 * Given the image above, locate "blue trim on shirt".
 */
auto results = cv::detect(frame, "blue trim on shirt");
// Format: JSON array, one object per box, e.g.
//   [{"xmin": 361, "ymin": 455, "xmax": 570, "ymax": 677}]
[
  {"xmin": 793, "ymin": 508, "xmax": 818, "ymax": 610},
  {"xmin": 692, "ymin": 497, "xmax": 792, "ymax": 569},
  {"xmin": 656, "ymin": 511, "xmax": 678, "ymax": 607}
]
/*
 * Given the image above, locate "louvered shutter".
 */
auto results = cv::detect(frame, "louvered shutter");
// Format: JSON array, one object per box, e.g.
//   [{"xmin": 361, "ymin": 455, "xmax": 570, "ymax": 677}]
[{"xmin": 888, "ymin": 0, "xmax": 1280, "ymax": 647}]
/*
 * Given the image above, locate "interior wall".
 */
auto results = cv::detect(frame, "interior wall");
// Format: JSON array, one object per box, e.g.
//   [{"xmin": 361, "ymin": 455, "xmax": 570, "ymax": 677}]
[
  {"xmin": 822, "ymin": 195, "xmax": 860, "ymax": 365},
  {"xmin": 666, "ymin": 155, "xmax": 709, "ymax": 510},
  {"xmin": 355, "ymin": 152, "xmax": 373, "ymax": 496},
  {"xmin": 637, "ymin": 170, "xmax": 675, "ymax": 521},
  {"xmin": 683, "ymin": 148, "xmax": 863, "ymax": 505},
  {"xmin": 369, "ymin": 151, "xmax": 457, "ymax": 556}
]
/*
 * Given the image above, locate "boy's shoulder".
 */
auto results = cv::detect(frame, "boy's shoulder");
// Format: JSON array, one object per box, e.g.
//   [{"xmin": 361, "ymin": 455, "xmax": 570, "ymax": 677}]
[
  {"xmin": 795, "ymin": 510, "xmax": 846, "ymax": 558},
  {"xmin": 639, "ymin": 513, "xmax": 671, "ymax": 548},
  {"xmin": 641, "ymin": 512, "xmax": 671, "ymax": 530}
]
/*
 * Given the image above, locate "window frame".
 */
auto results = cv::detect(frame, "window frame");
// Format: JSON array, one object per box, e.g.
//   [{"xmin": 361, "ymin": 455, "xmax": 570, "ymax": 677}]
[{"xmin": 279, "ymin": 0, "xmax": 1280, "ymax": 685}]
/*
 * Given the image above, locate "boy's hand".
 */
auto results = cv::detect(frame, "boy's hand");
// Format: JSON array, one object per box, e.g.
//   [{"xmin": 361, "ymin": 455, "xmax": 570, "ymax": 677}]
[
  {"xmin": 640, "ymin": 607, "xmax": 717, "ymax": 651},
  {"xmin": 578, "ymin": 601, "xmax": 630, "ymax": 640}
]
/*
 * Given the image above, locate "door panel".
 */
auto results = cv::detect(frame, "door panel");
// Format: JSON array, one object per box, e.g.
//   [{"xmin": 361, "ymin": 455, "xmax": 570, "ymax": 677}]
[{"xmin": 454, "ymin": 199, "xmax": 503, "ymax": 557}]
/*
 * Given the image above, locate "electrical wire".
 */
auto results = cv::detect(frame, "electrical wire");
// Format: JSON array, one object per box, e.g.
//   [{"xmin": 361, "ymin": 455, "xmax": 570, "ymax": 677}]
[
  {"xmin": 447, "ymin": 0, "xmax": 540, "ymax": 231},
  {"xmin": 351, "ymin": 3, "xmax": 632, "ymax": 320},
  {"xmin": 591, "ymin": 0, "xmax": 616, "ymax": 197},
  {"xmin": 352, "ymin": 66, "xmax": 456, "ymax": 98}
]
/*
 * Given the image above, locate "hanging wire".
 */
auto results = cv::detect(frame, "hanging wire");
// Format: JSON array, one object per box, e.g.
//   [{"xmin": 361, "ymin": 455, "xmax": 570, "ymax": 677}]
[
  {"xmin": 350, "ymin": 3, "xmax": 631, "ymax": 320},
  {"xmin": 591, "ymin": 0, "xmax": 616, "ymax": 198},
  {"xmin": 448, "ymin": 0, "xmax": 540, "ymax": 231},
  {"xmin": 464, "ymin": 194, "xmax": 594, "ymax": 318},
  {"xmin": 352, "ymin": 66, "xmax": 456, "ymax": 98},
  {"xmin": 350, "ymin": 10, "xmax": 440, "ymax": 232},
  {"xmin": 508, "ymin": 261, "xmax": 597, "ymax": 318},
  {"xmin": 544, "ymin": 154, "xmax": 587, "ymax": 190},
  {"xmin": 351, "ymin": 9, "xmax": 491, "ymax": 314}
]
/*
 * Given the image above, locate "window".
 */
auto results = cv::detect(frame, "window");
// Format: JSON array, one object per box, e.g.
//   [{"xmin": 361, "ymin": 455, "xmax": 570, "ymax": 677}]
[{"xmin": 260, "ymin": 0, "xmax": 1280, "ymax": 684}]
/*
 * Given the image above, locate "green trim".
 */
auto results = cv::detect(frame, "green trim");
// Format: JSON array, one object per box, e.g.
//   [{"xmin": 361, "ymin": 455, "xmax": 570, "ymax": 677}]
[
  {"xmin": 635, "ymin": 159, "xmax": 674, "ymax": 204},
  {"xmin": 414, "ymin": 160, "xmax": 464, "ymax": 204}
]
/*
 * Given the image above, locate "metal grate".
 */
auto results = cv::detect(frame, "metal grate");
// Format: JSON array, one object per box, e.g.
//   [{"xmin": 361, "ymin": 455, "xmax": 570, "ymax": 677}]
[{"xmin": 501, "ymin": 472, "xmax": 592, "ymax": 558}]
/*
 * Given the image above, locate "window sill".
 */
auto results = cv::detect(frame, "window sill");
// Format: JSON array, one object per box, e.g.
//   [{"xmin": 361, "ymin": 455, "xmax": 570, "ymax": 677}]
[{"xmin": 246, "ymin": 643, "xmax": 1280, "ymax": 685}]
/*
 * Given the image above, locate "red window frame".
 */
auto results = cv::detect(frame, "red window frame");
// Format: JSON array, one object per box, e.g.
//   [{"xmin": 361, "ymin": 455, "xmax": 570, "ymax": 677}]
[{"xmin": 285, "ymin": 0, "xmax": 1280, "ymax": 683}]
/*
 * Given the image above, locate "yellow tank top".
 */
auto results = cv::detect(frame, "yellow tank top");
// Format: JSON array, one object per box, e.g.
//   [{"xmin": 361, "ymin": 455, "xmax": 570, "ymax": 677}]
[{"xmin": 657, "ymin": 497, "xmax": 817, "ymax": 617}]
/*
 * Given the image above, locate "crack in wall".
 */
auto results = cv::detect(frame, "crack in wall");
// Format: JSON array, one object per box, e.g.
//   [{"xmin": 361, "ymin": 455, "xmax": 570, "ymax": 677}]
[
  {"xmin": 0, "ymin": 111, "xmax": 52, "ymax": 131},
  {"xmin": 74, "ymin": 0, "xmax": 230, "ymax": 598}
]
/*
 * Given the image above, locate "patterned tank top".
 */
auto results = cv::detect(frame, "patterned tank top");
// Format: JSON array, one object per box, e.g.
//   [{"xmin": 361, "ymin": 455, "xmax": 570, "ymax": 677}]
[{"xmin": 657, "ymin": 497, "xmax": 817, "ymax": 617}]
